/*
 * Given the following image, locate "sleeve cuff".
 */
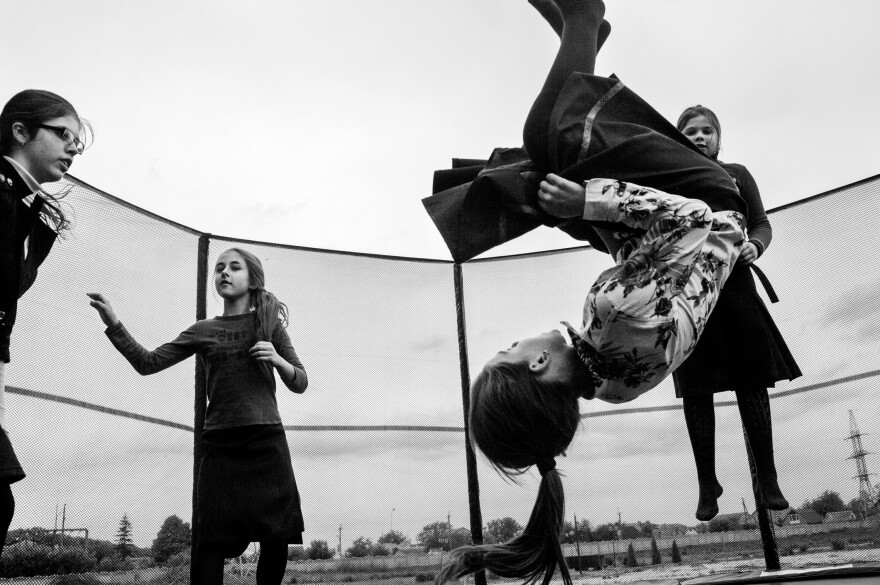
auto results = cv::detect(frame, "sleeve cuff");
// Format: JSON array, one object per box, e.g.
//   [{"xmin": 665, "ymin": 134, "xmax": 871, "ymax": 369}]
[
  {"xmin": 751, "ymin": 239, "xmax": 766, "ymax": 257},
  {"xmin": 105, "ymin": 321, "xmax": 124, "ymax": 335}
]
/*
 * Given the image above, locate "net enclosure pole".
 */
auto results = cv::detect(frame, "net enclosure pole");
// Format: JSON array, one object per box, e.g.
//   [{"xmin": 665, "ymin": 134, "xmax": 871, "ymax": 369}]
[
  {"xmin": 191, "ymin": 234, "xmax": 211, "ymax": 584},
  {"xmin": 453, "ymin": 263, "xmax": 487, "ymax": 585},
  {"xmin": 743, "ymin": 427, "xmax": 781, "ymax": 570}
]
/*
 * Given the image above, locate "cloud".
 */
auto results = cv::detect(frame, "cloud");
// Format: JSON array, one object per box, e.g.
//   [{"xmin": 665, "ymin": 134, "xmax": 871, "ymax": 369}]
[
  {"xmin": 821, "ymin": 277, "xmax": 880, "ymax": 341},
  {"xmin": 407, "ymin": 333, "xmax": 453, "ymax": 354}
]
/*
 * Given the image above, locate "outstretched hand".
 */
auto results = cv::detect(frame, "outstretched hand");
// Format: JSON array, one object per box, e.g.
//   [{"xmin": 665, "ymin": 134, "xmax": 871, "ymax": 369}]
[
  {"xmin": 537, "ymin": 173, "xmax": 586, "ymax": 218},
  {"xmin": 86, "ymin": 292, "xmax": 120, "ymax": 328}
]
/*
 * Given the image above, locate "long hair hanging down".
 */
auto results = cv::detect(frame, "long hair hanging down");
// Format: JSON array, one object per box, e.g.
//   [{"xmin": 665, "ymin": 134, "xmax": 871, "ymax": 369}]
[
  {"xmin": 226, "ymin": 247, "xmax": 289, "ymax": 382},
  {"xmin": 436, "ymin": 362, "xmax": 582, "ymax": 585},
  {"xmin": 0, "ymin": 89, "xmax": 93, "ymax": 235}
]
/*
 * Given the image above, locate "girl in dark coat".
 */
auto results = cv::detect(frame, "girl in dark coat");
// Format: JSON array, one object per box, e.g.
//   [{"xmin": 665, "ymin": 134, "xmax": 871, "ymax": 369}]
[
  {"xmin": 674, "ymin": 105, "xmax": 802, "ymax": 520},
  {"xmin": 0, "ymin": 90, "xmax": 87, "ymax": 557}
]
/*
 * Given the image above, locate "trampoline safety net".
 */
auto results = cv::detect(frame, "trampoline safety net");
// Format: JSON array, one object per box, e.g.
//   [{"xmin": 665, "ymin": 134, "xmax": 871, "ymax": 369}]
[{"xmin": 3, "ymin": 173, "xmax": 879, "ymax": 583}]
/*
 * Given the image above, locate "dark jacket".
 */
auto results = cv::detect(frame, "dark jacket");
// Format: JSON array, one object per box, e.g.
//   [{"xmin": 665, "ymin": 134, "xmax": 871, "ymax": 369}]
[{"xmin": 0, "ymin": 156, "xmax": 59, "ymax": 363}]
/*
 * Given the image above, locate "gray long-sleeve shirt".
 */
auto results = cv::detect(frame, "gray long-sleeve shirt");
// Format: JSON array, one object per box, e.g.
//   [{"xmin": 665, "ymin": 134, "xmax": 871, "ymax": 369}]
[{"xmin": 106, "ymin": 313, "xmax": 306, "ymax": 430}]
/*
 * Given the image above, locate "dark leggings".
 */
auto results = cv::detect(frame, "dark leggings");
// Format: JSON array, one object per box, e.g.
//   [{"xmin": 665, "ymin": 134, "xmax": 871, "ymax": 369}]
[
  {"xmin": 0, "ymin": 483, "xmax": 13, "ymax": 556},
  {"xmin": 683, "ymin": 388, "xmax": 780, "ymax": 492},
  {"xmin": 193, "ymin": 540, "xmax": 288, "ymax": 585},
  {"xmin": 522, "ymin": 1, "xmax": 604, "ymax": 171}
]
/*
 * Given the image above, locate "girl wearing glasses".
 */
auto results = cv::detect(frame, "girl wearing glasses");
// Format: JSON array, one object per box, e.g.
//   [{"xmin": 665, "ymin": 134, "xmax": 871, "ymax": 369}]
[{"xmin": 0, "ymin": 89, "xmax": 88, "ymax": 557}]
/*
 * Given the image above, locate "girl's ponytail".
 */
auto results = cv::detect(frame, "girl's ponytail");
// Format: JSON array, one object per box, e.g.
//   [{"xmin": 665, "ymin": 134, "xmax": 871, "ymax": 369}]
[
  {"xmin": 250, "ymin": 287, "xmax": 289, "ymax": 342},
  {"xmin": 436, "ymin": 363, "xmax": 581, "ymax": 585},
  {"xmin": 249, "ymin": 287, "xmax": 289, "ymax": 383},
  {"xmin": 436, "ymin": 463, "xmax": 571, "ymax": 585},
  {"xmin": 223, "ymin": 247, "xmax": 290, "ymax": 379}
]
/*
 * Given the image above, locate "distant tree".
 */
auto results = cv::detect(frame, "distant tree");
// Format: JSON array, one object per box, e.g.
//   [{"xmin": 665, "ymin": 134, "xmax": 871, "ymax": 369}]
[
  {"xmin": 483, "ymin": 517, "xmax": 523, "ymax": 544},
  {"xmin": 802, "ymin": 490, "xmax": 846, "ymax": 517},
  {"xmin": 115, "ymin": 514, "xmax": 134, "ymax": 559},
  {"xmin": 650, "ymin": 538, "xmax": 661, "ymax": 565},
  {"xmin": 377, "ymin": 530, "xmax": 406, "ymax": 545},
  {"xmin": 90, "ymin": 540, "xmax": 115, "ymax": 564},
  {"xmin": 707, "ymin": 517, "xmax": 734, "ymax": 533},
  {"xmin": 417, "ymin": 521, "xmax": 450, "ymax": 551},
  {"xmin": 151, "ymin": 515, "xmax": 192, "ymax": 563},
  {"xmin": 562, "ymin": 518, "xmax": 593, "ymax": 543},
  {"xmin": 620, "ymin": 525, "xmax": 643, "ymax": 539},
  {"xmin": 450, "ymin": 528, "xmax": 473, "ymax": 550},
  {"xmin": 848, "ymin": 496, "xmax": 868, "ymax": 519},
  {"xmin": 640, "ymin": 521, "xmax": 659, "ymax": 537},
  {"xmin": 626, "ymin": 543, "xmax": 638, "ymax": 567},
  {"xmin": 288, "ymin": 546, "xmax": 307, "ymax": 561},
  {"xmin": 7, "ymin": 527, "xmax": 52, "ymax": 547},
  {"xmin": 371, "ymin": 542, "xmax": 391, "ymax": 556},
  {"xmin": 592, "ymin": 523, "xmax": 618, "ymax": 541},
  {"xmin": 694, "ymin": 523, "xmax": 708, "ymax": 534},
  {"xmin": 305, "ymin": 540, "xmax": 335, "ymax": 560},
  {"xmin": 671, "ymin": 540, "xmax": 682, "ymax": 563},
  {"xmin": 346, "ymin": 537, "xmax": 374, "ymax": 558}
]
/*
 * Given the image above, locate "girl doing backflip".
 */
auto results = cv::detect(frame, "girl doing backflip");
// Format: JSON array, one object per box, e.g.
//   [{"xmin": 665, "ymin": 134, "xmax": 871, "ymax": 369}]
[{"xmin": 435, "ymin": 1, "xmax": 787, "ymax": 584}]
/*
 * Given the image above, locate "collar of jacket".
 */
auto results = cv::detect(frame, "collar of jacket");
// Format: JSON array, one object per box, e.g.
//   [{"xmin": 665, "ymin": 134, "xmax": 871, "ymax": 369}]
[{"xmin": 0, "ymin": 156, "xmax": 37, "ymax": 199}]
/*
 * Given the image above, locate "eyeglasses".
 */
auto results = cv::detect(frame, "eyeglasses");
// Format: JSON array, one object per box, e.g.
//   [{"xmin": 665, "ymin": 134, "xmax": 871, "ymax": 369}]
[{"xmin": 38, "ymin": 124, "xmax": 85, "ymax": 154}]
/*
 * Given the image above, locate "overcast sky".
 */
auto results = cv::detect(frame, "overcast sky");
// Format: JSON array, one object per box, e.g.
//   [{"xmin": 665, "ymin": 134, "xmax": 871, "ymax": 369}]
[
  {"xmin": 7, "ymin": 0, "xmax": 880, "ymax": 260},
  {"xmin": 5, "ymin": 0, "xmax": 880, "ymax": 552}
]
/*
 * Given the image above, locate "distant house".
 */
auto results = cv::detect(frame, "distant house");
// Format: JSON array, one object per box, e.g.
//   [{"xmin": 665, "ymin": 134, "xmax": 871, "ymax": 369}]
[
  {"xmin": 793, "ymin": 508, "xmax": 824, "ymax": 525},
  {"xmin": 763, "ymin": 508, "xmax": 823, "ymax": 526},
  {"xmin": 824, "ymin": 510, "xmax": 857, "ymax": 524},
  {"xmin": 376, "ymin": 538, "xmax": 422, "ymax": 555}
]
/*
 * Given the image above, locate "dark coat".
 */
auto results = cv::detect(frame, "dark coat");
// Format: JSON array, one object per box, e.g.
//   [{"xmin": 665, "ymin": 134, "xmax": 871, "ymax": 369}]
[
  {"xmin": 0, "ymin": 156, "xmax": 59, "ymax": 363},
  {"xmin": 423, "ymin": 74, "xmax": 745, "ymax": 263}
]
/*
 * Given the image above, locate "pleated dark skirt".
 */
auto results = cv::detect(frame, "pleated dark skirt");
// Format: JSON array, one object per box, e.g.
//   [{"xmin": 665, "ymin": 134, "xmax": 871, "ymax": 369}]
[
  {"xmin": 673, "ymin": 263, "xmax": 802, "ymax": 397},
  {"xmin": 196, "ymin": 423, "xmax": 303, "ymax": 544},
  {"xmin": 0, "ymin": 430, "xmax": 25, "ymax": 484}
]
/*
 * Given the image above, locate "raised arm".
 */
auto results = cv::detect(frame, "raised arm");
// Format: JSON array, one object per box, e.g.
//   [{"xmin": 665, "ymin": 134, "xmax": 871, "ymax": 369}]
[{"xmin": 87, "ymin": 292, "xmax": 198, "ymax": 375}]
